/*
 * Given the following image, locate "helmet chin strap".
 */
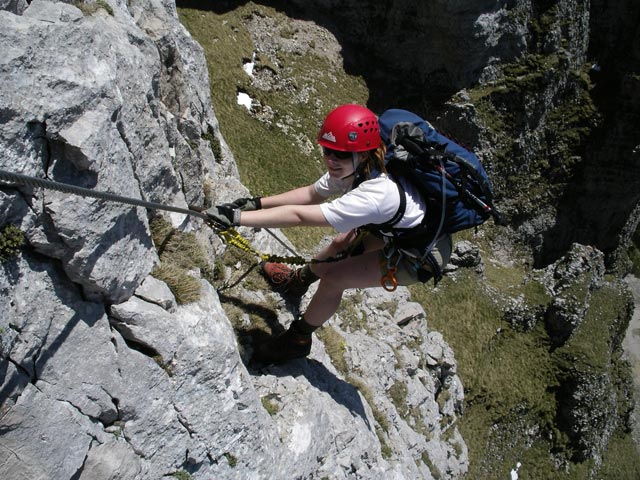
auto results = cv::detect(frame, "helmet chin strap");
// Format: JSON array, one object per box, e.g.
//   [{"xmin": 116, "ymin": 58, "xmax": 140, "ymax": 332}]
[{"xmin": 338, "ymin": 152, "xmax": 361, "ymax": 180}]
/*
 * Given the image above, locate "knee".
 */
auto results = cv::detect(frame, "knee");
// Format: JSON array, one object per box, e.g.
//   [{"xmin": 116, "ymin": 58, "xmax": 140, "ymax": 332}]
[
  {"xmin": 326, "ymin": 233, "xmax": 353, "ymax": 256},
  {"xmin": 315, "ymin": 263, "xmax": 355, "ymax": 293}
]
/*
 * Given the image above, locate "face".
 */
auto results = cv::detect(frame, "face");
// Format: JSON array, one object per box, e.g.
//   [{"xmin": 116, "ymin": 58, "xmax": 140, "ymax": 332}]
[{"xmin": 322, "ymin": 146, "xmax": 359, "ymax": 179}]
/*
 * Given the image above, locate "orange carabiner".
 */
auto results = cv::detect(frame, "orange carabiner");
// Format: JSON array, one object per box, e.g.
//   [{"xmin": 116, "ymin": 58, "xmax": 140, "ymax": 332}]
[{"xmin": 381, "ymin": 266, "xmax": 398, "ymax": 292}]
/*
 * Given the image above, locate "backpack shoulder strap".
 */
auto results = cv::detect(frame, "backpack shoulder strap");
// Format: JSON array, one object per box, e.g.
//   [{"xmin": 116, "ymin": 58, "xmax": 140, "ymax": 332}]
[{"xmin": 363, "ymin": 179, "xmax": 406, "ymax": 231}]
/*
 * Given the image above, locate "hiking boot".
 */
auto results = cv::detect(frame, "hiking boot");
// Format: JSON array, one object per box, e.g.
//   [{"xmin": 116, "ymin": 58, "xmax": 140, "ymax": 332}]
[
  {"xmin": 252, "ymin": 328, "xmax": 312, "ymax": 364},
  {"xmin": 261, "ymin": 262, "xmax": 315, "ymax": 297}
]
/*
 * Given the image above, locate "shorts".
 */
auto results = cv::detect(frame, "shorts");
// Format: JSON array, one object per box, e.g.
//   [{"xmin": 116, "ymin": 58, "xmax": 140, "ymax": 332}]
[{"xmin": 378, "ymin": 234, "xmax": 452, "ymax": 286}]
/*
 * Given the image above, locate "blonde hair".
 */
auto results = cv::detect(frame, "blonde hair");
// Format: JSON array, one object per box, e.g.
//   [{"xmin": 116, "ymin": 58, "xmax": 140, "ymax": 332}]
[{"xmin": 359, "ymin": 143, "xmax": 387, "ymax": 179}]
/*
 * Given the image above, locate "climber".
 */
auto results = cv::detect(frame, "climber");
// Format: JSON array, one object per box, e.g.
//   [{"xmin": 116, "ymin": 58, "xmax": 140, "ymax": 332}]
[{"xmin": 206, "ymin": 104, "xmax": 451, "ymax": 364}]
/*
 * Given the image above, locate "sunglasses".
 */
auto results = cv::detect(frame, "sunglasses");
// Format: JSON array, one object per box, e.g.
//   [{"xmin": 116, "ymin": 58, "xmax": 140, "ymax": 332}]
[{"xmin": 322, "ymin": 146, "xmax": 352, "ymax": 160}]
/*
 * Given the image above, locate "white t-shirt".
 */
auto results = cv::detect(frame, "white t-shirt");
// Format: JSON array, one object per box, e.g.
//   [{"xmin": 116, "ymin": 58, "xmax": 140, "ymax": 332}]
[{"xmin": 315, "ymin": 172, "xmax": 426, "ymax": 233}]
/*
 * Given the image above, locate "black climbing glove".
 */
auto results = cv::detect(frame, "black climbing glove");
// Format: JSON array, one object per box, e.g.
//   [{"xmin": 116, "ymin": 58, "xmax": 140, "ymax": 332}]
[
  {"xmin": 223, "ymin": 196, "xmax": 262, "ymax": 211},
  {"xmin": 205, "ymin": 205, "xmax": 241, "ymax": 229}
]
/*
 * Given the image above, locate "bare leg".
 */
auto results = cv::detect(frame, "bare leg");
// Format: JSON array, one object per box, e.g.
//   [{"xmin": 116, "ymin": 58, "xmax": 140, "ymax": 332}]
[
  {"xmin": 253, "ymin": 242, "xmax": 386, "ymax": 364},
  {"xmin": 310, "ymin": 231, "xmax": 384, "ymax": 276},
  {"xmin": 304, "ymin": 250, "xmax": 383, "ymax": 327}
]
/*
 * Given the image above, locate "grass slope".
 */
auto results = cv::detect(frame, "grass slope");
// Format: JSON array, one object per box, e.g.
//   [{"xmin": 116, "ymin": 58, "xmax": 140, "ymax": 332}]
[{"xmin": 177, "ymin": 4, "xmax": 640, "ymax": 478}]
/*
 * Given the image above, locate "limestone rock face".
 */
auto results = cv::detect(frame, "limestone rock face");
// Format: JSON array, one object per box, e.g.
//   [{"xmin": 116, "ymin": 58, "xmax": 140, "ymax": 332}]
[{"xmin": 0, "ymin": 1, "xmax": 468, "ymax": 479}]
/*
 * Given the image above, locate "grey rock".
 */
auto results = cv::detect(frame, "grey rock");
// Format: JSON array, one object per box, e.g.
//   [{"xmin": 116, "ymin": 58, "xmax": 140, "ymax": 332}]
[
  {"xmin": 450, "ymin": 240, "xmax": 482, "ymax": 269},
  {"xmin": 0, "ymin": 383, "xmax": 105, "ymax": 480},
  {"xmin": 110, "ymin": 295, "xmax": 185, "ymax": 364},
  {"xmin": 23, "ymin": 0, "xmax": 83, "ymax": 22},
  {"xmin": 1, "ymin": 5, "xmax": 158, "ymax": 304},
  {"xmin": 503, "ymin": 294, "xmax": 544, "ymax": 331},
  {"xmin": 545, "ymin": 244, "xmax": 606, "ymax": 343},
  {"xmin": 0, "ymin": 0, "xmax": 27, "ymax": 15},
  {"xmin": 4, "ymin": 0, "xmax": 629, "ymax": 478},
  {"xmin": 78, "ymin": 438, "xmax": 143, "ymax": 480},
  {"xmin": 395, "ymin": 301, "xmax": 426, "ymax": 326},
  {"xmin": 134, "ymin": 275, "xmax": 177, "ymax": 311}
]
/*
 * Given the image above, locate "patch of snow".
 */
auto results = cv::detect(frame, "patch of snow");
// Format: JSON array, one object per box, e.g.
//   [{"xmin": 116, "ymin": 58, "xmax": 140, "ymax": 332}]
[
  {"xmin": 510, "ymin": 461, "xmax": 522, "ymax": 479},
  {"xmin": 237, "ymin": 92, "xmax": 252, "ymax": 111},
  {"xmin": 243, "ymin": 52, "xmax": 256, "ymax": 76}
]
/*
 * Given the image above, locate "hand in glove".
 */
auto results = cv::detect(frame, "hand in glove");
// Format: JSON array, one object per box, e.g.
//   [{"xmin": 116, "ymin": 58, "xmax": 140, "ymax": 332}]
[
  {"xmin": 205, "ymin": 205, "xmax": 241, "ymax": 229},
  {"xmin": 223, "ymin": 196, "xmax": 262, "ymax": 211}
]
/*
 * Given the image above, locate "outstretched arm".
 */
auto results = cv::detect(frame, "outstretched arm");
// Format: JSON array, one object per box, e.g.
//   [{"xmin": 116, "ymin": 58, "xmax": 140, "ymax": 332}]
[
  {"xmin": 207, "ymin": 186, "xmax": 329, "ymax": 229},
  {"xmin": 260, "ymin": 184, "xmax": 325, "ymax": 208},
  {"xmin": 240, "ymin": 204, "xmax": 328, "ymax": 228}
]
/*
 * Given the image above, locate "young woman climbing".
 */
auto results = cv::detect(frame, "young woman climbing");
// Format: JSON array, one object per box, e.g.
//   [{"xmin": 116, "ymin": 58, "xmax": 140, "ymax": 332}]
[{"xmin": 206, "ymin": 104, "xmax": 451, "ymax": 364}]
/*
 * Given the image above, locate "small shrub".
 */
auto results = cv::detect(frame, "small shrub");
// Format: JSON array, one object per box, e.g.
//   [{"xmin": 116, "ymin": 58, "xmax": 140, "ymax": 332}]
[
  {"xmin": 171, "ymin": 471, "xmax": 190, "ymax": 480},
  {"xmin": 202, "ymin": 127, "xmax": 222, "ymax": 162},
  {"xmin": 388, "ymin": 381, "xmax": 409, "ymax": 418},
  {"xmin": 261, "ymin": 394, "xmax": 281, "ymax": 415},
  {"xmin": 315, "ymin": 325, "xmax": 347, "ymax": 374},
  {"xmin": 223, "ymin": 452, "xmax": 237, "ymax": 468},
  {"xmin": 151, "ymin": 264, "xmax": 201, "ymax": 305},
  {"xmin": 421, "ymin": 451, "xmax": 442, "ymax": 479},
  {"xmin": 0, "ymin": 224, "xmax": 25, "ymax": 262}
]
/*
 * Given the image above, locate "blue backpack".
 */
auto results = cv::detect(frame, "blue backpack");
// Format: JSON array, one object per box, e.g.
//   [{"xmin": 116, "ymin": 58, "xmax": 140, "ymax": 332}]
[{"xmin": 374, "ymin": 109, "xmax": 505, "ymax": 250}]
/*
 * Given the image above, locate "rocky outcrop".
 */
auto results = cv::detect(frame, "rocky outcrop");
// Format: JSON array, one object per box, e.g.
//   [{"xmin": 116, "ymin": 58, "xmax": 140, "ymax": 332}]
[
  {"xmin": 545, "ymin": 244, "xmax": 606, "ymax": 344},
  {"xmin": 281, "ymin": 0, "xmax": 530, "ymax": 104},
  {"xmin": 0, "ymin": 1, "xmax": 467, "ymax": 478},
  {"xmin": 538, "ymin": 244, "xmax": 631, "ymax": 464}
]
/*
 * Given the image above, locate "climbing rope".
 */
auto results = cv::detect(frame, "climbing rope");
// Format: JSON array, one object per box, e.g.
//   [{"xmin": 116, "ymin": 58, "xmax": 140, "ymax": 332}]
[
  {"xmin": 0, "ymin": 168, "xmax": 337, "ymax": 269},
  {"xmin": 0, "ymin": 169, "xmax": 209, "ymax": 220}
]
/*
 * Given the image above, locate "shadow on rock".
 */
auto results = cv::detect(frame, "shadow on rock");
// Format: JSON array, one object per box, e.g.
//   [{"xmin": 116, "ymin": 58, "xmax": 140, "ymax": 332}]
[{"xmin": 249, "ymin": 357, "xmax": 372, "ymax": 431}]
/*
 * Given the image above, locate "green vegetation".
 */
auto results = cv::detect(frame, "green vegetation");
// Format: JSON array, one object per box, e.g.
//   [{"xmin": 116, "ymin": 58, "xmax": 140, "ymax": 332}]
[
  {"xmin": 347, "ymin": 374, "xmax": 394, "ymax": 459},
  {"xmin": 202, "ymin": 127, "xmax": 222, "ymax": 162},
  {"xmin": 599, "ymin": 431, "xmax": 640, "ymax": 479},
  {"xmin": 337, "ymin": 292, "xmax": 369, "ymax": 332},
  {"xmin": 149, "ymin": 217, "xmax": 209, "ymax": 304},
  {"xmin": 178, "ymin": 2, "xmax": 366, "ymax": 253},
  {"xmin": 170, "ymin": 471, "xmax": 191, "ymax": 480},
  {"xmin": 388, "ymin": 380, "xmax": 409, "ymax": 418},
  {"xmin": 628, "ymin": 224, "xmax": 640, "ymax": 275},
  {"xmin": 467, "ymin": 2, "xmax": 600, "ymax": 218},
  {"xmin": 410, "ymin": 264, "xmax": 637, "ymax": 478},
  {"xmin": 0, "ymin": 224, "xmax": 24, "ymax": 262},
  {"xmin": 422, "ymin": 451, "xmax": 442, "ymax": 479},
  {"xmin": 223, "ymin": 452, "xmax": 238, "ymax": 468},
  {"xmin": 74, "ymin": 0, "xmax": 114, "ymax": 16},
  {"xmin": 315, "ymin": 325, "xmax": 348, "ymax": 374},
  {"xmin": 261, "ymin": 394, "xmax": 281, "ymax": 416}
]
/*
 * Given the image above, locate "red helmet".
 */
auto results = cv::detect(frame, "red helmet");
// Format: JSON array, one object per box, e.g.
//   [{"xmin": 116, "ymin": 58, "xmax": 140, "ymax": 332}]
[{"xmin": 317, "ymin": 104, "xmax": 380, "ymax": 152}]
